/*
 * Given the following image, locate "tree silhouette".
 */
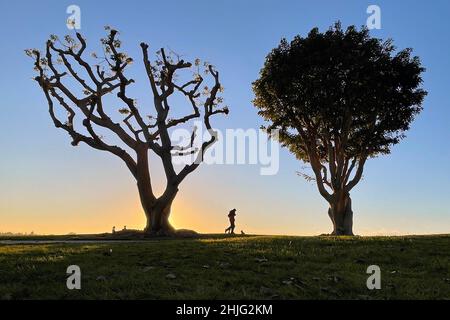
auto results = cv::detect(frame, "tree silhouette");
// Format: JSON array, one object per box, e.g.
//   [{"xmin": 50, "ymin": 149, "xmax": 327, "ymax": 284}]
[
  {"xmin": 28, "ymin": 28, "xmax": 229, "ymax": 235},
  {"xmin": 253, "ymin": 23, "xmax": 426, "ymax": 235}
]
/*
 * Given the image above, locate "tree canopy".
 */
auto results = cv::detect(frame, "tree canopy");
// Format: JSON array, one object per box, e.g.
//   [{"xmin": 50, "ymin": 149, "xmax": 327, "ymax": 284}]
[{"xmin": 253, "ymin": 23, "xmax": 426, "ymax": 197}]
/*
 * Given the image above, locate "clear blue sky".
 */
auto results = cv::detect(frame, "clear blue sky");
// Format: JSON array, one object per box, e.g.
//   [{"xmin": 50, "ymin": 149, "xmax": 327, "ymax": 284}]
[{"xmin": 0, "ymin": 0, "xmax": 449, "ymax": 235}]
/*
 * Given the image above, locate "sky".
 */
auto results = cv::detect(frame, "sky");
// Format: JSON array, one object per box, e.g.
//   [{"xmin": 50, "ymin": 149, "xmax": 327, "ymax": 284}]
[{"xmin": 0, "ymin": 0, "xmax": 449, "ymax": 236}]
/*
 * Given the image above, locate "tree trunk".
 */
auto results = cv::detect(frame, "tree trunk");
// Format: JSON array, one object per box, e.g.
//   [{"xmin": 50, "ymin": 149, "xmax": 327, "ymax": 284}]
[
  {"xmin": 136, "ymin": 148, "xmax": 177, "ymax": 236},
  {"xmin": 143, "ymin": 197, "xmax": 176, "ymax": 236},
  {"xmin": 328, "ymin": 193, "xmax": 354, "ymax": 236}
]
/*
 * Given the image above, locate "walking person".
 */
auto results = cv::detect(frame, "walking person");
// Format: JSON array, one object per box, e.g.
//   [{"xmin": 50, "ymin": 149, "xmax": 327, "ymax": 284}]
[{"xmin": 225, "ymin": 209, "xmax": 237, "ymax": 234}]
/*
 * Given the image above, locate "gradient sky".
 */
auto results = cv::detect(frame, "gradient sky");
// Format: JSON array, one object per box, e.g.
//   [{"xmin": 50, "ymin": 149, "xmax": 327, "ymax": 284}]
[{"xmin": 1, "ymin": 0, "xmax": 449, "ymax": 236}]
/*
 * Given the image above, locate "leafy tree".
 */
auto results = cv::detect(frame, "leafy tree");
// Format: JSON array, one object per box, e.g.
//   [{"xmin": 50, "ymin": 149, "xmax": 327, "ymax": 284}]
[
  {"xmin": 28, "ymin": 28, "xmax": 229, "ymax": 235},
  {"xmin": 253, "ymin": 23, "xmax": 426, "ymax": 235}
]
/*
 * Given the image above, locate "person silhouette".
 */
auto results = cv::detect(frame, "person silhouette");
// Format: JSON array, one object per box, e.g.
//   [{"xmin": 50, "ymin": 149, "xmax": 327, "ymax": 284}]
[
  {"xmin": 112, "ymin": 226, "xmax": 116, "ymax": 234},
  {"xmin": 225, "ymin": 209, "xmax": 237, "ymax": 234}
]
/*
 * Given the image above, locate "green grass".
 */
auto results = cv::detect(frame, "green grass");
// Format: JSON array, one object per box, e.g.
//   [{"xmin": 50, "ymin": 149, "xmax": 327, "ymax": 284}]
[{"xmin": 0, "ymin": 234, "xmax": 449, "ymax": 299}]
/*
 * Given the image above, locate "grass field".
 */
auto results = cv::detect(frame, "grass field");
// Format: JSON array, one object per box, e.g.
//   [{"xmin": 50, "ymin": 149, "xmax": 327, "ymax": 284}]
[{"xmin": 0, "ymin": 234, "xmax": 449, "ymax": 300}]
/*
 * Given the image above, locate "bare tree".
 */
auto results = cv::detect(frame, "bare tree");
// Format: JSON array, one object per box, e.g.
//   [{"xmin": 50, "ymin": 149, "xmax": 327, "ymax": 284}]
[{"xmin": 28, "ymin": 28, "xmax": 229, "ymax": 235}]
